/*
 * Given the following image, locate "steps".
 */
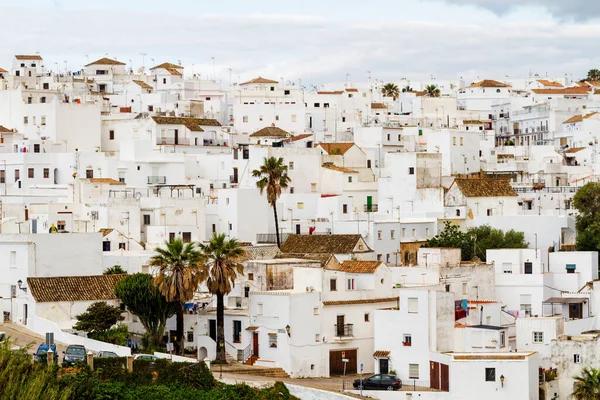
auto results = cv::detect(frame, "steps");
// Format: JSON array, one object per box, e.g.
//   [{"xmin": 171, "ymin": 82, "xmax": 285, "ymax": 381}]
[
  {"xmin": 226, "ymin": 366, "xmax": 290, "ymax": 379},
  {"xmin": 244, "ymin": 355, "xmax": 258, "ymax": 366}
]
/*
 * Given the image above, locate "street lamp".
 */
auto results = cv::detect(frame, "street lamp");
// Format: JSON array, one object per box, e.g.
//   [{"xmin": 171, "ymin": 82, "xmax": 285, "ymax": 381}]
[
  {"xmin": 285, "ymin": 325, "xmax": 291, "ymax": 337},
  {"xmin": 17, "ymin": 279, "xmax": 27, "ymax": 293},
  {"xmin": 500, "ymin": 374, "xmax": 505, "ymax": 388}
]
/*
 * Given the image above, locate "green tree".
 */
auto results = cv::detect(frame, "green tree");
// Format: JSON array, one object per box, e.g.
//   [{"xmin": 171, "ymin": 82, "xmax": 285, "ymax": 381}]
[
  {"xmin": 573, "ymin": 182, "xmax": 600, "ymax": 251},
  {"xmin": 252, "ymin": 157, "xmax": 291, "ymax": 248},
  {"xmin": 585, "ymin": 69, "xmax": 600, "ymax": 82},
  {"xmin": 150, "ymin": 239, "xmax": 205, "ymax": 355},
  {"xmin": 402, "ymin": 85, "xmax": 414, "ymax": 93},
  {"xmin": 381, "ymin": 83, "xmax": 400, "ymax": 100},
  {"xmin": 427, "ymin": 222, "xmax": 474, "ymax": 261},
  {"xmin": 103, "ymin": 265, "xmax": 127, "ymax": 275},
  {"xmin": 572, "ymin": 367, "xmax": 600, "ymax": 399},
  {"xmin": 425, "ymin": 84, "xmax": 441, "ymax": 97},
  {"xmin": 114, "ymin": 273, "xmax": 178, "ymax": 348},
  {"xmin": 73, "ymin": 302, "xmax": 124, "ymax": 336},
  {"xmin": 199, "ymin": 233, "xmax": 246, "ymax": 364}
]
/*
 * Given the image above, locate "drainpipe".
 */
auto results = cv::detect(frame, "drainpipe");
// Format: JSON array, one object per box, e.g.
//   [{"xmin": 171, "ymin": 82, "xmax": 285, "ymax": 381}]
[{"xmin": 480, "ymin": 306, "xmax": 483, "ymax": 325}]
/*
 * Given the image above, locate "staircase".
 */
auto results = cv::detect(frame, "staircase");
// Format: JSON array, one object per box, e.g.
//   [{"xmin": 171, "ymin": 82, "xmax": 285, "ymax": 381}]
[
  {"xmin": 225, "ymin": 366, "xmax": 290, "ymax": 379},
  {"xmin": 244, "ymin": 355, "xmax": 259, "ymax": 366}
]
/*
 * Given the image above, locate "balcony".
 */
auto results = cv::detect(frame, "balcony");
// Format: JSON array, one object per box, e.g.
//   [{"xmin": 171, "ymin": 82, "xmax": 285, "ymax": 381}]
[
  {"xmin": 334, "ymin": 324, "xmax": 354, "ymax": 339},
  {"xmin": 157, "ymin": 137, "xmax": 186, "ymax": 146},
  {"xmin": 147, "ymin": 176, "xmax": 166, "ymax": 185},
  {"xmin": 363, "ymin": 204, "xmax": 379, "ymax": 213}
]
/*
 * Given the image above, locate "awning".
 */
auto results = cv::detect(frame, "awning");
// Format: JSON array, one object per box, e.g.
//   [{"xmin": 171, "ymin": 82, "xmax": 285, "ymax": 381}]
[
  {"xmin": 566, "ymin": 264, "xmax": 576, "ymax": 270},
  {"xmin": 543, "ymin": 297, "xmax": 586, "ymax": 304},
  {"xmin": 373, "ymin": 350, "xmax": 391, "ymax": 358},
  {"xmin": 267, "ymin": 332, "xmax": 278, "ymax": 336},
  {"xmin": 245, "ymin": 326, "xmax": 259, "ymax": 331}
]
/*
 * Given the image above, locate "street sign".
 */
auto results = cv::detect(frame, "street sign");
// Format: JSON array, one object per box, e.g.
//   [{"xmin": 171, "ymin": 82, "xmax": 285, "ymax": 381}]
[
  {"xmin": 166, "ymin": 342, "xmax": 174, "ymax": 352},
  {"xmin": 342, "ymin": 358, "xmax": 349, "ymax": 363},
  {"xmin": 360, "ymin": 363, "xmax": 364, "ymax": 372},
  {"xmin": 341, "ymin": 351, "xmax": 345, "ymax": 358}
]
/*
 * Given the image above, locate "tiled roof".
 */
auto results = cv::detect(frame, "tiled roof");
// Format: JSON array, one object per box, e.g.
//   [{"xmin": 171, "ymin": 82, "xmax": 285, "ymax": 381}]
[
  {"xmin": 467, "ymin": 79, "xmax": 510, "ymax": 88},
  {"xmin": 316, "ymin": 142, "xmax": 356, "ymax": 155},
  {"xmin": 249, "ymin": 126, "xmax": 290, "ymax": 138},
  {"xmin": 336, "ymin": 260, "xmax": 382, "ymax": 274},
  {"xmin": 321, "ymin": 164, "xmax": 358, "ymax": 173},
  {"xmin": 99, "ymin": 228, "xmax": 114, "ymax": 237},
  {"xmin": 373, "ymin": 350, "xmax": 391, "ymax": 358},
  {"xmin": 317, "ymin": 91, "xmax": 344, "ymax": 95},
  {"xmin": 166, "ymin": 68, "xmax": 182, "ymax": 77},
  {"xmin": 453, "ymin": 178, "xmax": 517, "ymax": 197},
  {"xmin": 536, "ymin": 80, "xmax": 563, "ymax": 87},
  {"xmin": 463, "ymin": 120, "xmax": 485, "ymax": 124},
  {"xmin": 0, "ymin": 68, "xmax": 7, "ymax": 73},
  {"xmin": 15, "ymin": 55, "xmax": 43, "ymax": 60},
  {"xmin": 240, "ymin": 77, "xmax": 279, "ymax": 85},
  {"xmin": 287, "ymin": 133, "xmax": 313, "ymax": 142},
  {"xmin": 246, "ymin": 326, "xmax": 259, "ymax": 331},
  {"xmin": 584, "ymin": 81, "xmax": 600, "ymax": 87},
  {"xmin": 85, "ymin": 57, "xmax": 125, "ymax": 67},
  {"xmin": 150, "ymin": 62, "xmax": 183, "ymax": 70},
  {"xmin": 564, "ymin": 147, "xmax": 586, "ymax": 154},
  {"xmin": 132, "ymin": 80, "xmax": 153, "ymax": 90},
  {"xmin": 28, "ymin": 275, "xmax": 126, "ymax": 303},
  {"xmin": 274, "ymin": 253, "xmax": 334, "ymax": 266},
  {"xmin": 562, "ymin": 112, "xmax": 598, "ymax": 124},
  {"xmin": 531, "ymin": 87, "xmax": 590, "ymax": 95},
  {"xmin": 346, "ymin": 88, "xmax": 359, "ymax": 92},
  {"xmin": 323, "ymin": 297, "xmax": 399, "ymax": 306},
  {"xmin": 89, "ymin": 178, "xmax": 125, "ymax": 185},
  {"xmin": 0, "ymin": 125, "xmax": 13, "ymax": 133},
  {"xmin": 281, "ymin": 234, "xmax": 369, "ymax": 254},
  {"xmin": 371, "ymin": 102, "xmax": 387, "ymax": 109},
  {"xmin": 243, "ymin": 245, "xmax": 280, "ymax": 261},
  {"xmin": 151, "ymin": 116, "xmax": 209, "ymax": 131}
]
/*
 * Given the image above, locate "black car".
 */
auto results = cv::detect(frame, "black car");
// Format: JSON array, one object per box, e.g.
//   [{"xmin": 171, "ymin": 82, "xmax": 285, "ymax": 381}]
[
  {"xmin": 63, "ymin": 345, "xmax": 87, "ymax": 365},
  {"xmin": 353, "ymin": 374, "xmax": 402, "ymax": 391}
]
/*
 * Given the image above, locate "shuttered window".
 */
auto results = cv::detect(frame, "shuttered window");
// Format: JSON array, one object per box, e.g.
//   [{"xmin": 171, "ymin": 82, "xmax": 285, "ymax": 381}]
[{"xmin": 409, "ymin": 364, "xmax": 419, "ymax": 379}]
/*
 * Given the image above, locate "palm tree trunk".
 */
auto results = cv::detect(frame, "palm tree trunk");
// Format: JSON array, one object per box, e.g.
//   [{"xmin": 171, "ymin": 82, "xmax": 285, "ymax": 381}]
[
  {"xmin": 215, "ymin": 292, "xmax": 227, "ymax": 364},
  {"xmin": 273, "ymin": 203, "xmax": 281, "ymax": 248},
  {"xmin": 176, "ymin": 302, "xmax": 184, "ymax": 355}
]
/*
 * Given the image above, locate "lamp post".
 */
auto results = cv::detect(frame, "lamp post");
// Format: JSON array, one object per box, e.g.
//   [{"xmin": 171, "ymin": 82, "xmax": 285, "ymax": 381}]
[
  {"xmin": 500, "ymin": 374, "xmax": 505, "ymax": 388},
  {"xmin": 285, "ymin": 325, "xmax": 291, "ymax": 337},
  {"xmin": 219, "ymin": 342, "xmax": 224, "ymax": 379}
]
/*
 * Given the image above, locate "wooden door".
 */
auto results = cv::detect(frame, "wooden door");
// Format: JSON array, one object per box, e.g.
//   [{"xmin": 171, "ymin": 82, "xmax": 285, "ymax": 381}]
[
  {"xmin": 336, "ymin": 315, "xmax": 345, "ymax": 336},
  {"xmin": 430, "ymin": 361, "xmax": 440, "ymax": 390},
  {"xmin": 379, "ymin": 358, "xmax": 389, "ymax": 374},
  {"xmin": 441, "ymin": 363, "xmax": 449, "ymax": 391},
  {"xmin": 253, "ymin": 332, "xmax": 259, "ymax": 357},
  {"xmin": 329, "ymin": 349, "xmax": 357, "ymax": 376}
]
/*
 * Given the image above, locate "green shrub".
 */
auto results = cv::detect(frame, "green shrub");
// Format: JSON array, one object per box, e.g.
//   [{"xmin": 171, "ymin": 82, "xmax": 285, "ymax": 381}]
[{"xmin": 94, "ymin": 356, "xmax": 128, "ymax": 379}]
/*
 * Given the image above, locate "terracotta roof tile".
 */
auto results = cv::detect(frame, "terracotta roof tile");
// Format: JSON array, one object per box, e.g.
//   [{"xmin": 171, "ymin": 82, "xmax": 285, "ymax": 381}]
[
  {"xmin": 99, "ymin": 228, "xmax": 114, "ymax": 237},
  {"xmin": 453, "ymin": 178, "xmax": 517, "ymax": 197},
  {"xmin": 585, "ymin": 81, "xmax": 600, "ymax": 87},
  {"xmin": 0, "ymin": 125, "xmax": 13, "ymax": 133},
  {"xmin": 86, "ymin": 57, "xmax": 125, "ymax": 67},
  {"xmin": 317, "ymin": 142, "xmax": 356, "ymax": 155},
  {"xmin": 286, "ymin": 133, "xmax": 313, "ymax": 142},
  {"xmin": 240, "ymin": 76, "xmax": 278, "ymax": 85},
  {"xmin": 132, "ymin": 80, "xmax": 153, "ymax": 90},
  {"xmin": 563, "ymin": 112, "xmax": 598, "ymax": 124},
  {"xmin": 0, "ymin": 68, "xmax": 7, "ymax": 73},
  {"xmin": 281, "ymin": 234, "xmax": 370, "ymax": 254},
  {"xmin": 373, "ymin": 350, "xmax": 391, "ymax": 357},
  {"xmin": 467, "ymin": 79, "xmax": 510, "ymax": 88},
  {"xmin": 89, "ymin": 178, "xmax": 125, "ymax": 185},
  {"xmin": 565, "ymin": 147, "xmax": 586, "ymax": 154},
  {"xmin": 317, "ymin": 91, "xmax": 344, "ymax": 95},
  {"xmin": 323, "ymin": 297, "xmax": 399, "ymax": 306},
  {"xmin": 15, "ymin": 55, "xmax": 43, "ymax": 60},
  {"xmin": 532, "ymin": 87, "xmax": 590, "ymax": 95},
  {"xmin": 150, "ymin": 62, "xmax": 183, "ymax": 70},
  {"xmin": 321, "ymin": 164, "xmax": 358, "ymax": 173},
  {"xmin": 28, "ymin": 275, "xmax": 126, "ymax": 303},
  {"xmin": 336, "ymin": 260, "xmax": 382, "ymax": 274},
  {"xmin": 165, "ymin": 68, "xmax": 182, "ymax": 77},
  {"xmin": 346, "ymin": 88, "xmax": 359, "ymax": 92},
  {"xmin": 536, "ymin": 80, "xmax": 563, "ymax": 88},
  {"xmin": 152, "ymin": 116, "xmax": 221, "ymax": 131},
  {"xmin": 371, "ymin": 102, "xmax": 387, "ymax": 109},
  {"xmin": 463, "ymin": 120, "xmax": 485, "ymax": 124},
  {"xmin": 274, "ymin": 253, "xmax": 334, "ymax": 266},
  {"xmin": 249, "ymin": 126, "xmax": 290, "ymax": 138}
]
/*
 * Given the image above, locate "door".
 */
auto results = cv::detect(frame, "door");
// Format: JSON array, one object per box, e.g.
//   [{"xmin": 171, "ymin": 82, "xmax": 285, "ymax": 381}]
[
  {"xmin": 295, "ymin": 224, "xmax": 301, "ymax": 234},
  {"xmin": 379, "ymin": 358, "xmax": 389, "ymax": 374},
  {"xmin": 32, "ymin": 219, "xmax": 37, "ymax": 234},
  {"xmin": 524, "ymin": 262, "xmax": 533, "ymax": 274},
  {"xmin": 441, "ymin": 363, "xmax": 449, "ymax": 391},
  {"xmin": 23, "ymin": 304, "xmax": 28, "ymax": 325},
  {"xmin": 336, "ymin": 315, "xmax": 345, "ymax": 336},
  {"xmin": 233, "ymin": 167, "xmax": 238, "ymax": 184},
  {"xmin": 169, "ymin": 232, "xmax": 175, "ymax": 242},
  {"xmin": 430, "ymin": 361, "xmax": 440, "ymax": 390},
  {"xmin": 253, "ymin": 332, "xmax": 259, "ymax": 357},
  {"xmin": 209, "ymin": 319, "xmax": 216, "ymax": 341},
  {"xmin": 174, "ymin": 129, "xmax": 179, "ymax": 145},
  {"xmin": 569, "ymin": 303, "xmax": 582, "ymax": 319},
  {"xmin": 329, "ymin": 349, "xmax": 357, "ymax": 376}
]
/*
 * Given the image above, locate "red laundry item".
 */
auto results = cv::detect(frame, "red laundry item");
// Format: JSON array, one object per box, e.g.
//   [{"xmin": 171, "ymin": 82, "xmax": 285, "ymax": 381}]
[
  {"xmin": 455, "ymin": 309, "xmax": 467, "ymax": 321},
  {"xmin": 309, "ymin": 226, "xmax": 316, "ymax": 235}
]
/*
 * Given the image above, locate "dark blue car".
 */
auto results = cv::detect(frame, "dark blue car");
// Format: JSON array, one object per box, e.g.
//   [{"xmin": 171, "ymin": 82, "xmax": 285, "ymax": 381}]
[{"xmin": 34, "ymin": 343, "xmax": 57, "ymax": 362}]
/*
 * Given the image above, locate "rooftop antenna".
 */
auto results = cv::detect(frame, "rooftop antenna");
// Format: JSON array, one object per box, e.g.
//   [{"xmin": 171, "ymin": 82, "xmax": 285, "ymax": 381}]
[{"xmin": 140, "ymin": 53, "xmax": 146, "ymax": 69}]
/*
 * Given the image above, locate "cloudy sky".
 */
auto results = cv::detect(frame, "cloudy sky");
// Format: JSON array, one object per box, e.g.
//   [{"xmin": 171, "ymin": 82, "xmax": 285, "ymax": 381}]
[{"xmin": 1, "ymin": 0, "xmax": 599, "ymax": 85}]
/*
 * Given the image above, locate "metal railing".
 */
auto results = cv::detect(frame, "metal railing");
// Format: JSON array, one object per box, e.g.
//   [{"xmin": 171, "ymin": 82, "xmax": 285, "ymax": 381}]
[
  {"xmin": 334, "ymin": 324, "xmax": 354, "ymax": 338},
  {"xmin": 147, "ymin": 176, "xmax": 166, "ymax": 185},
  {"xmin": 513, "ymin": 186, "xmax": 579, "ymax": 194},
  {"xmin": 157, "ymin": 137, "xmax": 185, "ymax": 145},
  {"xmin": 363, "ymin": 204, "xmax": 379, "ymax": 212},
  {"xmin": 400, "ymin": 380, "xmax": 446, "ymax": 392},
  {"xmin": 239, "ymin": 343, "xmax": 252, "ymax": 363}
]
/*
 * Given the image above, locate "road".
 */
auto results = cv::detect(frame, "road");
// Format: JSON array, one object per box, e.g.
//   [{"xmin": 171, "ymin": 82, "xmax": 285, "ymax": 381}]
[{"xmin": 0, "ymin": 322, "xmax": 67, "ymax": 356}]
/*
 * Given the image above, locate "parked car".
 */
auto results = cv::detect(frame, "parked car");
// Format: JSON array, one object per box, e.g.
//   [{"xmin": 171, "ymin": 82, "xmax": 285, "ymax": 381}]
[
  {"xmin": 133, "ymin": 354, "xmax": 157, "ymax": 361},
  {"xmin": 63, "ymin": 345, "xmax": 87, "ymax": 365},
  {"xmin": 353, "ymin": 374, "xmax": 402, "ymax": 391},
  {"xmin": 34, "ymin": 343, "xmax": 57, "ymax": 362},
  {"xmin": 96, "ymin": 351, "xmax": 118, "ymax": 358}
]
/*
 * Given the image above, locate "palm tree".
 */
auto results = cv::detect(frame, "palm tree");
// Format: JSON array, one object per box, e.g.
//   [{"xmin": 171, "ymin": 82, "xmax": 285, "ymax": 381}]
[
  {"xmin": 381, "ymin": 83, "xmax": 400, "ymax": 100},
  {"xmin": 150, "ymin": 238, "xmax": 205, "ymax": 355},
  {"xmin": 425, "ymin": 84, "xmax": 441, "ymax": 97},
  {"xmin": 199, "ymin": 233, "xmax": 246, "ymax": 364},
  {"xmin": 586, "ymin": 69, "xmax": 600, "ymax": 82},
  {"xmin": 572, "ymin": 367, "xmax": 600, "ymax": 399},
  {"xmin": 252, "ymin": 157, "xmax": 291, "ymax": 248},
  {"xmin": 402, "ymin": 85, "xmax": 414, "ymax": 93}
]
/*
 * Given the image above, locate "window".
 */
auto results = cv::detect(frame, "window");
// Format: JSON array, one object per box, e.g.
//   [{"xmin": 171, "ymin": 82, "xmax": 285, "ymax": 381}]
[
  {"xmin": 297, "ymin": 202, "xmax": 304, "ymax": 209},
  {"xmin": 502, "ymin": 263, "xmax": 512, "ymax": 274},
  {"xmin": 460, "ymin": 137, "xmax": 464, "ymax": 146},
  {"xmin": 244, "ymin": 287, "xmax": 250, "ymax": 298},
  {"xmin": 33, "ymin": 144, "xmax": 40, "ymax": 153},
  {"xmin": 311, "ymin": 183, "xmax": 317, "ymax": 192},
  {"xmin": 268, "ymin": 334, "xmax": 277, "ymax": 348},
  {"xmin": 412, "ymin": 229, "xmax": 416, "ymax": 237},
  {"xmin": 314, "ymin": 103, "xmax": 320, "ymax": 107},
  {"xmin": 500, "ymin": 331, "xmax": 506, "ymax": 347},
  {"xmin": 10, "ymin": 251, "xmax": 16, "ymax": 265},
  {"xmin": 462, "ymin": 282, "xmax": 468, "ymax": 295},
  {"xmin": 14, "ymin": 169, "xmax": 19, "ymax": 182},
  {"xmin": 485, "ymin": 368, "xmax": 496, "ymax": 382},
  {"xmin": 86, "ymin": 169, "xmax": 93, "ymax": 179},
  {"xmin": 408, "ymin": 167, "xmax": 415, "ymax": 175},
  {"xmin": 0, "ymin": 170, "xmax": 4, "ymax": 184},
  {"xmin": 566, "ymin": 264, "xmax": 576, "ymax": 274},
  {"xmin": 347, "ymin": 278, "xmax": 355, "ymax": 290},
  {"xmin": 259, "ymin": 115, "xmax": 263, "ymax": 121},
  {"xmin": 109, "ymin": 130, "xmax": 115, "ymax": 140},
  {"xmin": 187, "ymin": 331, "xmax": 194, "ymax": 343},
  {"xmin": 103, "ymin": 241, "xmax": 111, "ymax": 252},
  {"xmin": 524, "ymin": 262, "xmax": 533, "ymax": 274},
  {"xmin": 143, "ymin": 215, "xmax": 150, "ymax": 225},
  {"xmin": 408, "ymin": 297, "xmax": 418, "ymax": 313},
  {"xmin": 291, "ymin": 115, "xmax": 297, "ymax": 122},
  {"xmin": 211, "ymin": 224, "xmax": 216, "ymax": 233},
  {"xmin": 257, "ymin": 303, "xmax": 263, "ymax": 315},
  {"xmin": 28, "ymin": 168, "xmax": 34, "ymax": 178},
  {"xmin": 426, "ymin": 228, "xmax": 430, "ymax": 236},
  {"xmin": 574, "ymin": 354, "xmax": 581, "ymax": 364},
  {"xmin": 343, "ymin": 204, "xmax": 348, "ymax": 214},
  {"xmin": 41, "ymin": 116, "xmax": 46, "ymax": 125},
  {"xmin": 27, "ymin": 97, "xmax": 32, "ymax": 104},
  {"xmin": 242, "ymin": 116, "xmax": 248, "ymax": 123},
  {"xmin": 533, "ymin": 331, "xmax": 543, "ymax": 344},
  {"xmin": 364, "ymin": 313, "xmax": 370, "ymax": 322},
  {"xmin": 43, "ymin": 83, "xmax": 49, "ymax": 90},
  {"xmin": 391, "ymin": 230, "xmax": 395, "ymax": 239},
  {"xmin": 226, "ymin": 198, "xmax": 229, "ymax": 205},
  {"xmin": 289, "ymin": 161, "xmax": 294, "ymax": 170},
  {"xmin": 315, "ymin": 334, "xmax": 320, "ymax": 342},
  {"xmin": 248, "ymin": 273, "xmax": 254, "ymax": 281},
  {"xmin": 330, "ymin": 278, "xmax": 337, "ymax": 291},
  {"xmin": 43, "ymin": 168, "xmax": 49, "ymax": 178},
  {"xmin": 520, "ymin": 294, "xmax": 532, "ymax": 317},
  {"xmin": 182, "ymin": 232, "xmax": 191, "ymax": 243},
  {"xmin": 348, "ymin": 176, "xmax": 352, "ymax": 183},
  {"xmin": 403, "ymin": 334, "xmax": 412, "ymax": 346},
  {"xmin": 41, "ymin": 97, "xmax": 46, "ymax": 104},
  {"xmin": 409, "ymin": 364, "xmax": 419, "ymax": 379},
  {"xmin": 289, "ymin": 187, "xmax": 294, "ymax": 194},
  {"xmin": 487, "ymin": 209, "xmax": 492, "ymax": 216},
  {"xmin": 314, "ymin": 307, "xmax": 319, "ymax": 315},
  {"xmin": 162, "ymin": 78, "xmax": 167, "ymax": 84},
  {"xmin": 377, "ymin": 230, "xmax": 382, "ymax": 240},
  {"xmin": 377, "ymin": 254, "xmax": 382, "ymax": 261},
  {"xmin": 233, "ymin": 320, "xmax": 242, "ymax": 343},
  {"xmin": 119, "ymin": 243, "xmax": 126, "ymax": 250},
  {"xmin": 386, "ymin": 254, "xmax": 390, "ymax": 263},
  {"xmin": 402, "ymin": 228, "xmax": 406, "ymax": 238}
]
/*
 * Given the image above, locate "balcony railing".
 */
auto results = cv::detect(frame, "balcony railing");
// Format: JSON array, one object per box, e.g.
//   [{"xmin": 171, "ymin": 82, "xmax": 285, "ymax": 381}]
[
  {"xmin": 157, "ymin": 137, "xmax": 185, "ymax": 145},
  {"xmin": 334, "ymin": 323, "xmax": 354, "ymax": 338},
  {"xmin": 147, "ymin": 176, "xmax": 166, "ymax": 185},
  {"xmin": 364, "ymin": 204, "xmax": 379, "ymax": 212}
]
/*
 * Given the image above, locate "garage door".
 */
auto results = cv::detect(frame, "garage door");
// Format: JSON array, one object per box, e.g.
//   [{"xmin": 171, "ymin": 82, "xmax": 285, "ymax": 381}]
[{"xmin": 329, "ymin": 349, "xmax": 357, "ymax": 376}]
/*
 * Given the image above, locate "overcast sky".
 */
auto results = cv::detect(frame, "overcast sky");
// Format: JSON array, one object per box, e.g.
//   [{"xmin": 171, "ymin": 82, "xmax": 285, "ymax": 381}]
[{"xmin": 1, "ymin": 0, "xmax": 599, "ymax": 85}]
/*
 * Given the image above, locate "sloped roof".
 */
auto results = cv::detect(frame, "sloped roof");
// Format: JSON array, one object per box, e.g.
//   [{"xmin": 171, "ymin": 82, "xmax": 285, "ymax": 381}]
[
  {"xmin": 281, "ymin": 234, "xmax": 369, "ymax": 254},
  {"xmin": 463, "ymin": 120, "xmax": 485, "ymax": 124},
  {"xmin": 99, "ymin": 228, "xmax": 114, "ymax": 237},
  {"xmin": 85, "ymin": 57, "xmax": 126, "ymax": 67},
  {"xmin": 15, "ymin": 55, "xmax": 43, "ymax": 60},
  {"xmin": 249, "ymin": 126, "xmax": 290, "ymax": 138},
  {"xmin": 317, "ymin": 91, "xmax": 344, "ymax": 95},
  {"xmin": 28, "ymin": 275, "xmax": 126, "ymax": 303},
  {"xmin": 453, "ymin": 179, "xmax": 517, "ymax": 197},
  {"xmin": 132, "ymin": 80, "xmax": 153, "ymax": 90},
  {"xmin": 89, "ymin": 178, "xmax": 125, "ymax": 185},
  {"xmin": 316, "ymin": 142, "xmax": 356, "ymax": 155},
  {"xmin": 150, "ymin": 62, "xmax": 183, "ymax": 70},
  {"xmin": 0, "ymin": 68, "xmax": 7, "ymax": 73},
  {"xmin": 336, "ymin": 260, "xmax": 382, "ymax": 274},
  {"xmin": 323, "ymin": 297, "xmax": 398, "ymax": 306},
  {"xmin": 287, "ymin": 133, "xmax": 313, "ymax": 142},
  {"xmin": 584, "ymin": 81, "xmax": 600, "ymax": 87},
  {"xmin": 536, "ymin": 80, "xmax": 563, "ymax": 87},
  {"xmin": 321, "ymin": 164, "xmax": 358, "ymax": 173},
  {"xmin": 467, "ymin": 80, "xmax": 510, "ymax": 88},
  {"xmin": 274, "ymin": 253, "xmax": 334, "ymax": 266},
  {"xmin": 0, "ymin": 125, "xmax": 13, "ymax": 133},
  {"xmin": 240, "ymin": 76, "xmax": 279, "ymax": 85},
  {"xmin": 346, "ymin": 88, "xmax": 359, "ymax": 92},
  {"xmin": 371, "ymin": 102, "xmax": 387, "ymax": 109},
  {"xmin": 166, "ymin": 68, "xmax": 182, "ymax": 77},
  {"xmin": 562, "ymin": 112, "xmax": 598, "ymax": 124},
  {"xmin": 531, "ymin": 87, "xmax": 590, "ymax": 95},
  {"xmin": 373, "ymin": 350, "xmax": 391, "ymax": 358},
  {"xmin": 564, "ymin": 147, "xmax": 586, "ymax": 154},
  {"xmin": 151, "ymin": 116, "xmax": 211, "ymax": 131}
]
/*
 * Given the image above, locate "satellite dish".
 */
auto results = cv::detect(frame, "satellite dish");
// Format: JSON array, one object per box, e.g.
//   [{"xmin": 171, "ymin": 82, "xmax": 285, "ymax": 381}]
[{"xmin": 137, "ymin": 66, "xmax": 145, "ymax": 73}]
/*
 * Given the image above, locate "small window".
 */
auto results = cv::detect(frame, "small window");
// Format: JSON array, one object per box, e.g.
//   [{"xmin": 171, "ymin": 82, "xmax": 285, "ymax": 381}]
[
  {"xmin": 402, "ymin": 228, "xmax": 406, "ymax": 237},
  {"xmin": 391, "ymin": 230, "xmax": 395, "ymax": 239},
  {"xmin": 487, "ymin": 209, "xmax": 492, "ymax": 216},
  {"xmin": 314, "ymin": 307, "xmax": 319, "ymax": 315},
  {"xmin": 462, "ymin": 282, "xmax": 468, "ymax": 295},
  {"xmin": 34, "ymin": 144, "xmax": 40, "ymax": 153},
  {"xmin": 291, "ymin": 115, "xmax": 297, "ymax": 122},
  {"xmin": 109, "ymin": 130, "xmax": 115, "ymax": 140},
  {"xmin": 41, "ymin": 116, "xmax": 46, "ymax": 125},
  {"xmin": 311, "ymin": 183, "xmax": 317, "ymax": 192},
  {"xmin": 86, "ymin": 169, "xmax": 93, "ymax": 179},
  {"xmin": 43, "ymin": 83, "xmax": 49, "ymax": 90},
  {"xmin": 269, "ymin": 334, "xmax": 277, "ymax": 348},
  {"xmin": 14, "ymin": 169, "xmax": 19, "ymax": 182},
  {"xmin": 243, "ymin": 116, "xmax": 248, "ymax": 123},
  {"xmin": 460, "ymin": 137, "xmax": 464, "ymax": 146},
  {"xmin": 343, "ymin": 204, "xmax": 348, "ymax": 214},
  {"xmin": 330, "ymin": 278, "xmax": 337, "ymax": 291},
  {"xmin": 377, "ymin": 254, "xmax": 382, "ymax": 261},
  {"xmin": 119, "ymin": 243, "xmax": 126, "ymax": 250},
  {"xmin": 10, "ymin": 251, "xmax": 16, "ymax": 265},
  {"xmin": 409, "ymin": 364, "xmax": 419, "ymax": 379},
  {"xmin": 533, "ymin": 331, "xmax": 543, "ymax": 343},
  {"xmin": 162, "ymin": 78, "xmax": 167, "ymax": 84},
  {"xmin": 290, "ymin": 187, "xmax": 294, "ymax": 194},
  {"xmin": 348, "ymin": 176, "xmax": 352, "ymax": 183},
  {"xmin": 377, "ymin": 230, "xmax": 382, "ymax": 240},
  {"xmin": 143, "ymin": 215, "xmax": 150, "ymax": 225},
  {"xmin": 297, "ymin": 202, "xmax": 304, "ymax": 209},
  {"xmin": 43, "ymin": 168, "xmax": 49, "ymax": 179},
  {"xmin": 244, "ymin": 287, "xmax": 250, "ymax": 298},
  {"xmin": 41, "ymin": 97, "xmax": 46, "ymax": 104},
  {"xmin": 408, "ymin": 167, "xmax": 415, "ymax": 175},
  {"xmin": 408, "ymin": 297, "xmax": 418, "ymax": 313},
  {"xmin": 412, "ymin": 229, "xmax": 416, "ymax": 237},
  {"xmin": 347, "ymin": 278, "xmax": 355, "ymax": 290},
  {"xmin": 485, "ymin": 368, "xmax": 496, "ymax": 382},
  {"xmin": 24, "ymin": 117, "xmax": 28, "ymax": 124},
  {"xmin": 364, "ymin": 312, "xmax": 370, "ymax": 322},
  {"xmin": 182, "ymin": 232, "xmax": 191, "ymax": 243},
  {"xmin": 453, "ymin": 137, "xmax": 457, "ymax": 145},
  {"xmin": 403, "ymin": 334, "xmax": 412, "ymax": 346},
  {"xmin": 248, "ymin": 273, "xmax": 254, "ymax": 281},
  {"xmin": 289, "ymin": 161, "xmax": 294, "ymax": 170},
  {"xmin": 103, "ymin": 241, "xmax": 111, "ymax": 252},
  {"xmin": 211, "ymin": 224, "xmax": 216, "ymax": 233},
  {"xmin": 257, "ymin": 303, "xmax": 263, "ymax": 315},
  {"xmin": 233, "ymin": 320, "xmax": 242, "ymax": 343},
  {"xmin": 574, "ymin": 354, "xmax": 581, "ymax": 364},
  {"xmin": 187, "ymin": 331, "xmax": 194, "ymax": 343},
  {"xmin": 28, "ymin": 168, "xmax": 34, "ymax": 178},
  {"xmin": 315, "ymin": 334, "xmax": 320, "ymax": 342},
  {"xmin": 566, "ymin": 264, "xmax": 576, "ymax": 274}
]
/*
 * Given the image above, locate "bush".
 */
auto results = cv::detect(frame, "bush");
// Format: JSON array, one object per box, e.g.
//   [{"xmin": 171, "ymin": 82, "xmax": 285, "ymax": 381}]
[
  {"xmin": 89, "ymin": 325, "xmax": 131, "ymax": 346},
  {"xmin": 94, "ymin": 356, "xmax": 127, "ymax": 379}
]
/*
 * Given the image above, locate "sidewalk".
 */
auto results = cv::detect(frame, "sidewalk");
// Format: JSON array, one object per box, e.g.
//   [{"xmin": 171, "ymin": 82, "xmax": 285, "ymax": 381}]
[{"xmin": 0, "ymin": 322, "xmax": 68, "ymax": 353}]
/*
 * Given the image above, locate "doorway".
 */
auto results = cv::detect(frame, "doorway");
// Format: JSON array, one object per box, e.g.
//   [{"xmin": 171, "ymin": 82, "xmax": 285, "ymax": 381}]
[
  {"xmin": 295, "ymin": 224, "xmax": 301, "ymax": 234},
  {"xmin": 23, "ymin": 304, "xmax": 28, "ymax": 325},
  {"xmin": 379, "ymin": 358, "xmax": 389, "ymax": 374},
  {"xmin": 209, "ymin": 320, "xmax": 216, "ymax": 341},
  {"xmin": 253, "ymin": 332, "xmax": 259, "ymax": 357}
]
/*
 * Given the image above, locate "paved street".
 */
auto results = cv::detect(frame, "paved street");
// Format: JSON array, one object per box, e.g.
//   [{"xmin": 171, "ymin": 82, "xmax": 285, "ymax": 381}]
[{"xmin": 0, "ymin": 322, "xmax": 67, "ymax": 355}]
